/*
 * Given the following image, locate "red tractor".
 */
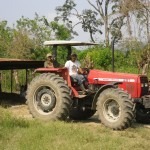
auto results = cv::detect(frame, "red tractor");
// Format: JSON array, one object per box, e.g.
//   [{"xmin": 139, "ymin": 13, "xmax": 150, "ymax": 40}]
[{"xmin": 26, "ymin": 41, "xmax": 150, "ymax": 130}]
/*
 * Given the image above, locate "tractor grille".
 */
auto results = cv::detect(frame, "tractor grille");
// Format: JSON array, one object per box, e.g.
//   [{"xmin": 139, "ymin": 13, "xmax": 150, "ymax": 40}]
[{"xmin": 140, "ymin": 76, "xmax": 149, "ymax": 96}]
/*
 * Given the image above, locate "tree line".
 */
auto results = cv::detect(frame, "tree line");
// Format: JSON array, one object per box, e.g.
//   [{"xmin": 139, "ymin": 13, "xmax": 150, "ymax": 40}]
[
  {"xmin": 56, "ymin": 0, "xmax": 150, "ymax": 45},
  {"xmin": 0, "ymin": 0, "xmax": 150, "ymax": 75}
]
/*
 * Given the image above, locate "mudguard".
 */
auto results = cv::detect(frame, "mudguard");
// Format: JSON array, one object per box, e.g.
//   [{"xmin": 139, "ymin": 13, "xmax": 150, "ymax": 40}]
[{"xmin": 91, "ymin": 82, "xmax": 121, "ymax": 109}]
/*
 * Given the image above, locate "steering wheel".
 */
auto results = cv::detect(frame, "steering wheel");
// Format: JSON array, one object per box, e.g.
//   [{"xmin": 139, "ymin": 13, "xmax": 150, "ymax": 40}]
[{"xmin": 81, "ymin": 68, "xmax": 90, "ymax": 75}]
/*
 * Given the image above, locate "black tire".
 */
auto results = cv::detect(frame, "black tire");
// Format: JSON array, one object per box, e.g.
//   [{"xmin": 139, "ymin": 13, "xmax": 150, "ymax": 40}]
[
  {"xmin": 69, "ymin": 108, "xmax": 96, "ymax": 120},
  {"xmin": 26, "ymin": 73, "xmax": 72, "ymax": 121},
  {"xmin": 135, "ymin": 103, "xmax": 150, "ymax": 124},
  {"xmin": 96, "ymin": 88, "xmax": 134, "ymax": 130}
]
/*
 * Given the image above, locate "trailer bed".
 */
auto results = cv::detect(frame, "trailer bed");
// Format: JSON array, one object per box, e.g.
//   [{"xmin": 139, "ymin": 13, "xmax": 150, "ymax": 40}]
[{"xmin": 0, "ymin": 58, "xmax": 44, "ymax": 70}]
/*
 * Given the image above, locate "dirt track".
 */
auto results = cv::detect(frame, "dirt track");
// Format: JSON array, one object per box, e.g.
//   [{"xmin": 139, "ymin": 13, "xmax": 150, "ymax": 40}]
[{"xmin": 0, "ymin": 92, "xmax": 102, "ymax": 127}]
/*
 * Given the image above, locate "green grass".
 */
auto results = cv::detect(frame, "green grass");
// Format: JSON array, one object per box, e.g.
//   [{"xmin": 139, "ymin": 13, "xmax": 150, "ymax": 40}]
[{"xmin": 0, "ymin": 107, "xmax": 150, "ymax": 150}]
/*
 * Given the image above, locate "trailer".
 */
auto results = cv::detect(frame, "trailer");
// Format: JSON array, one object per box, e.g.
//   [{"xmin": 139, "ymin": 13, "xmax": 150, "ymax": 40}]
[{"xmin": 0, "ymin": 58, "xmax": 44, "ymax": 93}]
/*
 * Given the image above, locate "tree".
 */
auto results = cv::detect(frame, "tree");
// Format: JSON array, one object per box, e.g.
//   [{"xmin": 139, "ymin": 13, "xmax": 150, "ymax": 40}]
[
  {"xmin": 11, "ymin": 14, "xmax": 72, "ymax": 60},
  {"xmin": 16, "ymin": 13, "xmax": 52, "ymax": 49},
  {"xmin": 47, "ymin": 21, "xmax": 72, "ymax": 40},
  {"xmin": 0, "ymin": 20, "xmax": 12, "ymax": 57},
  {"xmin": 8, "ymin": 29, "xmax": 34, "ymax": 59},
  {"xmin": 135, "ymin": 0, "xmax": 150, "ymax": 43},
  {"xmin": 55, "ymin": 0, "xmax": 126, "ymax": 46},
  {"xmin": 119, "ymin": 0, "xmax": 150, "ymax": 42},
  {"xmin": 78, "ymin": 46, "xmax": 112, "ymax": 70}
]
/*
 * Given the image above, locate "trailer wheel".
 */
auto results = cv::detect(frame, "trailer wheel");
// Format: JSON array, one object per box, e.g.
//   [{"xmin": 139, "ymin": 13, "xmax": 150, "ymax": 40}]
[
  {"xmin": 135, "ymin": 103, "xmax": 150, "ymax": 124},
  {"xmin": 26, "ymin": 73, "xmax": 72, "ymax": 121},
  {"xmin": 96, "ymin": 88, "xmax": 134, "ymax": 130},
  {"xmin": 69, "ymin": 108, "xmax": 96, "ymax": 120}
]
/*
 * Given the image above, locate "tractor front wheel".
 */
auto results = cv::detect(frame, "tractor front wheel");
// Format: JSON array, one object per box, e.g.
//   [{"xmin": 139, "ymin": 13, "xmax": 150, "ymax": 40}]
[{"xmin": 96, "ymin": 88, "xmax": 134, "ymax": 130}]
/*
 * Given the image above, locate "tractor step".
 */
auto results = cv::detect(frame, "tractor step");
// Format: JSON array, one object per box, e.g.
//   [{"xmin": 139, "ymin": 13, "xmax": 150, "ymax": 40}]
[
  {"xmin": 78, "ymin": 94, "xmax": 87, "ymax": 98},
  {"xmin": 78, "ymin": 91, "xmax": 86, "ymax": 95},
  {"xmin": 78, "ymin": 90, "xmax": 95, "ymax": 95}
]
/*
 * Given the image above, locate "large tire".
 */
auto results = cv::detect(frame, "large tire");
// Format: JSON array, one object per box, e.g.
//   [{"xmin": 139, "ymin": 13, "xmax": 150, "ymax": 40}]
[
  {"xmin": 96, "ymin": 88, "xmax": 134, "ymax": 130},
  {"xmin": 135, "ymin": 103, "xmax": 150, "ymax": 124},
  {"xmin": 26, "ymin": 73, "xmax": 72, "ymax": 121},
  {"xmin": 69, "ymin": 108, "xmax": 96, "ymax": 120}
]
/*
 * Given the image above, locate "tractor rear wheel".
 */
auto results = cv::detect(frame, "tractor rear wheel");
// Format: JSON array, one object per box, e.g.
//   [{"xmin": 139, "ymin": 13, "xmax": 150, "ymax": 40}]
[
  {"xmin": 135, "ymin": 103, "xmax": 150, "ymax": 124},
  {"xmin": 96, "ymin": 88, "xmax": 134, "ymax": 130},
  {"xmin": 26, "ymin": 73, "xmax": 72, "ymax": 121}
]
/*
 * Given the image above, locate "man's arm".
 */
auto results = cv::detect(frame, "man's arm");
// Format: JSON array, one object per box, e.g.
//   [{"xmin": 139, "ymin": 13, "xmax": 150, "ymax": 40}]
[
  {"xmin": 76, "ymin": 61, "xmax": 84, "ymax": 74},
  {"xmin": 78, "ymin": 67, "xmax": 84, "ymax": 74},
  {"xmin": 64, "ymin": 61, "xmax": 69, "ymax": 68},
  {"xmin": 44, "ymin": 61, "xmax": 47, "ymax": 68}
]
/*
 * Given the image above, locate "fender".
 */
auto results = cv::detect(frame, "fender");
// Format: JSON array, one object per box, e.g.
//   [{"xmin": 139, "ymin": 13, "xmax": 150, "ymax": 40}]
[{"xmin": 91, "ymin": 82, "xmax": 122, "ymax": 110}]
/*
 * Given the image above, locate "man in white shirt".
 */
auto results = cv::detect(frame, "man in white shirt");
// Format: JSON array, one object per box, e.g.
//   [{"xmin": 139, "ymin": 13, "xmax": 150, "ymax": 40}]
[{"xmin": 65, "ymin": 53, "xmax": 88, "ymax": 94}]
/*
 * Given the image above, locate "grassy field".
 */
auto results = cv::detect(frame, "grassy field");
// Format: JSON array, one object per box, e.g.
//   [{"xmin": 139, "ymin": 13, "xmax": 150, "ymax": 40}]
[{"xmin": 0, "ymin": 107, "xmax": 150, "ymax": 150}]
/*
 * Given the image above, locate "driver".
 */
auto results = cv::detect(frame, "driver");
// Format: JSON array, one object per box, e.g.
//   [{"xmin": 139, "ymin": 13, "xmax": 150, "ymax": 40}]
[{"xmin": 65, "ymin": 53, "xmax": 88, "ymax": 94}]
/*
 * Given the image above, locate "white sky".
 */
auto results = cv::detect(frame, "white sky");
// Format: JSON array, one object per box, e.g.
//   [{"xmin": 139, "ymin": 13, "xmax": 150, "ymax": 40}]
[
  {"xmin": 0, "ymin": 0, "xmax": 92, "ymax": 41},
  {"xmin": 0, "ymin": 0, "xmax": 68, "ymax": 23}
]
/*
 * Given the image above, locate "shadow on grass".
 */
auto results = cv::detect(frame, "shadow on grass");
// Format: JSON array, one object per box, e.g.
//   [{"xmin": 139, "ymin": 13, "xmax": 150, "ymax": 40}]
[
  {"xmin": 0, "ymin": 92, "xmax": 26, "ymax": 108},
  {"xmin": 131, "ymin": 122, "xmax": 150, "ymax": 129},
  {"xmin": 68, "ymin": 114, "xmax": 100, "ymax": 124}
]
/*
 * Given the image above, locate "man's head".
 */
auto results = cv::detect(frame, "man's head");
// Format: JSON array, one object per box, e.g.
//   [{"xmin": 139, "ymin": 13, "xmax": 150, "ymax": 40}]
[
  {"xmin": 70, "ymin": 53, "xmax": 77, "ymax": 62},
  {"xmin": 46, "ymin": 53, "xmax": 52, "ymax": 58},
  {"xmin": 46, "ymin": 53, "xmax": 53, "ymax": 61}
]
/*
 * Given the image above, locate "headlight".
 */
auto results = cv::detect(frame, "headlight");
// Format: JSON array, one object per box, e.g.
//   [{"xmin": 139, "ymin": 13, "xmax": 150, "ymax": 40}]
[
  {"xmin": 145, "ymin": 83, "xmax": 149, "ymax": 87},
  {"xmin": 141, "ymin": 83, "xmax": 149, "ymax": 87}
]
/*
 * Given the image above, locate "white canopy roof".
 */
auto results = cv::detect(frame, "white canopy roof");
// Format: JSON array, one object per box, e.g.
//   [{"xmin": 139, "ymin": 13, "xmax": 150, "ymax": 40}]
[{"xmin": 44, "ymin": 40, "xmax": 99, "ymax": 46}]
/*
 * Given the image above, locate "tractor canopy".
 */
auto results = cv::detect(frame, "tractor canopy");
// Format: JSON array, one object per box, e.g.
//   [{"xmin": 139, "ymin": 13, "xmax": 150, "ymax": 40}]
[
  {"xmin": 44, "ymin": 40, "xmax": 99, "ymax": 46},
  {"xmin": 44, "ymin": 40, "xmax": 99, "ymax": 62}
]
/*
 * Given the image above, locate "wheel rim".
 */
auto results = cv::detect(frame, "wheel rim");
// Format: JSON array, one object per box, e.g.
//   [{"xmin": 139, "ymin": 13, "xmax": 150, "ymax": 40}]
[
  {"xmin": 41, "ymin": 93, "xmax": 52, "ymax": 107},
  {"xmin": 103, "ymin": 99, "xmax": 120, "ymax": 122},
  {"xmin": 34, "ymin": 86, "xmax": 56, "ymax": 115}
]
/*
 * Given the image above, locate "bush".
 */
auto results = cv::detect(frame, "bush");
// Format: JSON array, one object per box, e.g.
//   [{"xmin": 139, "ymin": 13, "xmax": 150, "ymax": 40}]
[{"xmin": 77, "ymin": 45, "xmax": 141, "ymax": 74}]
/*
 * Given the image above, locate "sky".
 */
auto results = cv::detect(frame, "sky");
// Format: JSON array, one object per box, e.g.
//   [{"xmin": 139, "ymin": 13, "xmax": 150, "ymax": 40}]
[
  {"xmin": 0, "ymin": 0, "xmax": 69, "ymax": 22},
  {"xmin": 0, "ymin": 0, "xmax": 91, "ymax": 41}
]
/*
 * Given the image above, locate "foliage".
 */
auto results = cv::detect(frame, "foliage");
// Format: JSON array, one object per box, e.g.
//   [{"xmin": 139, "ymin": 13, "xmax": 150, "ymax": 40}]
[
  {"xmin": 55, "ymin": 0, "xmax": 128, "ymax": 46},
  {"xmin": 55, "ymin": 0, "xmax": 150, "ymax": 46},
  {"xmin": 0, "ymin": 12, "xmax": 149, "ymax": 75},
  {"xmin": 50, "ymin": 21, "xmax": 72, "ymax": 40},
  {"xmin": 134, "ymin": 1, "xmax": 150, "ymax": 43},
  {"xmin": 78, "ymin": 45, "xmax": 131, "ymax": 71},
  {"xmin": 14, "ymin": 14, "xmax": 72, "ymax": 60},
  {"xmin": 8, "ymin": 30, "xmax": 34, "ymax": 59},
  {"xmin": 0, "ymin": 21, "xmax": 13, "ymax": 57},
  {"xmin": 119, "ymin": 0, "xmax": 150, "ymax": 42},
  {"xmin": 16, "ymin": 13, "xmax": 51, "ymax": 48},
  {"xmin": 0, "ymin": 13, "xmax": 72, "ymax": 60}
]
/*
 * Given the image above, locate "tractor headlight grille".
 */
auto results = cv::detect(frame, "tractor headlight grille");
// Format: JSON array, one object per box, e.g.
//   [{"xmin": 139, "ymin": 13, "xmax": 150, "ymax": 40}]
[{"xmin": 140, "ymin": 77, "xmax": 149, "ymax": 96}]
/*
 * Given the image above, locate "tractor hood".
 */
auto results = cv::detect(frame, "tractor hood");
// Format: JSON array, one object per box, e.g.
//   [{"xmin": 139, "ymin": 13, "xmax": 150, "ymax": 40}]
[
  {"xmin": 88, "ymin": 69, "xmax": 142, "ymax": 84},
  {"xmin": 88, "ymin": 69, "xmax": 148, "ymax": 98}
]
